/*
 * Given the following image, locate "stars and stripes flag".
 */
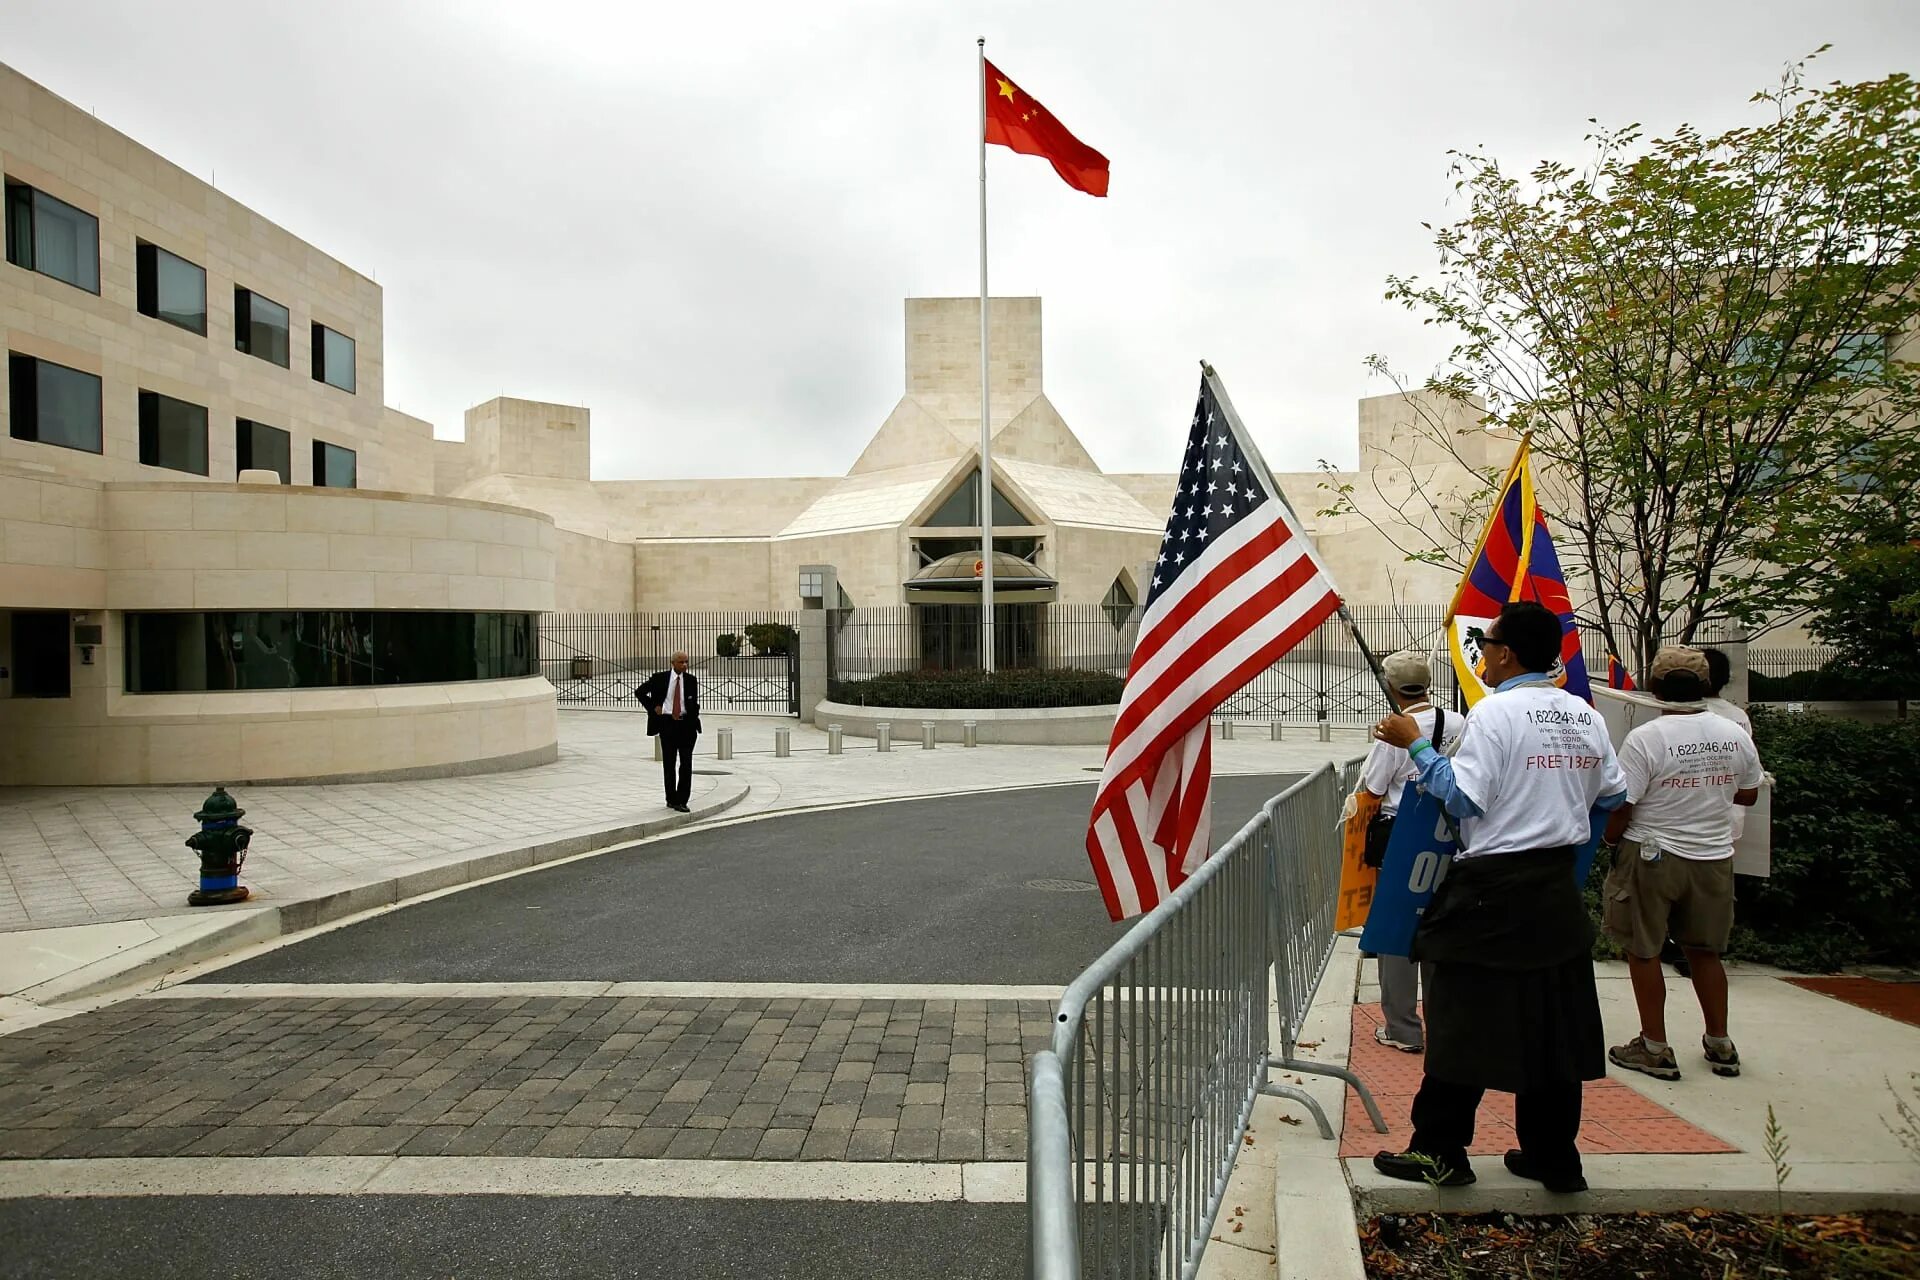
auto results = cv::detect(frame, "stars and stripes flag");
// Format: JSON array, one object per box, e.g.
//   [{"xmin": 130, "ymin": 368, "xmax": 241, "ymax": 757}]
[{"xmin": 1085, "ymin": 369, "xmax": 1344, "ymax": 921}]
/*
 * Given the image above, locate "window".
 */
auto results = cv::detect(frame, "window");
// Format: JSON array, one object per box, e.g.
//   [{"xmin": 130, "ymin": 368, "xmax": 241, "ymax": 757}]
[
  {"xmin": 8, "ymin": 353, "xmax": 103, "ymax": 453},
  {"xmin": 311, "ymin": 323, "xmax": 356, "ymax": 393},
  {"xmin": 1103, "ymin": 575, "xmax": 1137, "ymax": 628},
  {"xmin": 124, "ymin": 611, "xmax": 536, "ymax": 692},
  {"xmin": 1834, "ymin": 333, "xmax": 1889, "ymax": 382},
  {"xmin": 922, "ymin": 469, "xmax": 1030, "ymax": 527},
  {"xmin": 4, "ymin": 179, "xmax": 99, "ymax": 293},
  {"xmin": 312, "ymin": 439, "xmax": 356, "ymax": 488},
  {"xmin": 137, "ymin": 391, "xmax": 209, "ymax": 476},
  {"xmin": 136, "ymin": 243, "xmax": 207, "ymax": 334},
  {"xmin": 234, "ymin": 287, "xmax": 290, "ymax": 367},
  {"xmin": 9, "ymin": 610, "xmax": 72, "ymax": 698},
  {"xmin": 236, "ymin": 419, "xmax": 292, "ymax": 483}
]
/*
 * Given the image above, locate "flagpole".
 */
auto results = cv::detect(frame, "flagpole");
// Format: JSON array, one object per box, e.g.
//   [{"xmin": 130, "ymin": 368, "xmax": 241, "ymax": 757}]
[{"xmin": 977, "ymin": 36, "xmax": 996, "ymax": 673}]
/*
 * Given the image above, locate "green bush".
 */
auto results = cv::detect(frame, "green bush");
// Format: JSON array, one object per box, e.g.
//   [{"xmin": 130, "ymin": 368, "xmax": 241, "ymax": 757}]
[
  {"xmin": 830, "ymin": 666, "xmax": 1124, "ymax": 709},
  {"xmin": 715, "ymin": 633, "xmax": 742, "ymax": 658},
  {"xmin": 744, "ymin": 622, "xmax": 798, "ymax": 656},
  {"xmin": 1730, "ymin": 706, "xmax": 1920, "ymax": 970},
  {"xmin": 1750, "ymin": 663, "xmax": 1910, "ymax": 703}
]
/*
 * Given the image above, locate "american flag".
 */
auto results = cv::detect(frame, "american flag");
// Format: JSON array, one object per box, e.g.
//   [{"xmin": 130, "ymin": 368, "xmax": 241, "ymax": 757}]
[{"xmin": 1085, "ymin": 370, "xmax": 1343, "ymax": 921}]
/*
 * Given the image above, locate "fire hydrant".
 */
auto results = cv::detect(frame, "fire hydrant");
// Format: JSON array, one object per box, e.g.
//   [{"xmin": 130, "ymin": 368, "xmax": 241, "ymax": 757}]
[{"xmin": 186, "ymin": 786, "xmax": 252, "ymax": 906}]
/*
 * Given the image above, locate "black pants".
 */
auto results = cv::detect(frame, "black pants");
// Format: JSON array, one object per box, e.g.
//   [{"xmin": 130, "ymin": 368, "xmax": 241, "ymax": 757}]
[
  {"xmin": 659, "ymin": 725, "xmax": 696, "ymax": 806},
  {"xmin": 1408, "ymin": 1074, "xmax": 1584, "ymax": 1178}
]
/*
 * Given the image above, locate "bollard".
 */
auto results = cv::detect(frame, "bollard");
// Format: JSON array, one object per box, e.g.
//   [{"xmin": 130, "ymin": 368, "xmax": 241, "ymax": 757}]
[
  {"xmin": 828, "ymin": 724, "xmax": 843, "ymax": 755},
  {"xmin": 1318, "ymin": 721, "xmax": 1331, "ymax": 743},
  {"xmin": 1269, "ymin": 720, "xmax": 1284, "ymax": 742},
  {"xmin": 774, "ymin": 726, "xmax": 791, "ymax": 758},
  {"xmin": 876, "ymin": 721, "xmax": 892, "ymax": 752},
  {"xmin": 962, "ymin": 720, "xmax": 978, "ymax": 748},
  {"xmin": 716, "ymin": 726, "xmax": 734, "ymax": 761},
  {"xmin": 654, "ymin": 735, "xmax": 663, "ymax": 762},
  {"xmin": 921, "ymin": 721, "xmax": 936, "ymax": 750},
  {"xmin": 185, "ymin": 787, "xmax": 252, "ymax": 906},
  {"xmin": 1219, "ymin": 719, "xmax": 1235, "ymax": 741}
]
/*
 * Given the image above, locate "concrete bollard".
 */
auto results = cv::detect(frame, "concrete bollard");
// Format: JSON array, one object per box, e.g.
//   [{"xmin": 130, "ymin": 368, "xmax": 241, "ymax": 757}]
[
  {"xmin": 1219, "ymin": 719, "xmax": 1235, "ymax": 741},
  {"xmin": 716, "ymin": 726, "xmax": 733, "ymax": 761},
  {"xmin": 1269, "ymin": 720, "xmax": 1284, "ymax": 742},
  {"xmin": 774, "ymin": 726, "xmax": 791, "ymax": 758},
  {"xmin": 876, "ymin": 722, "xmax": 892, "ymax": 752},
  {"xmin": 827, "ymin": 724, "xmax": 843, "ymax": 755},
  {"xmin": 654, "ymin": 735, "xmax": 663, "ymax": 762},
  {"xmin": 1318, "ymin": 721, "xmax": 1331, "ymax": 743},
  {"xmin": 962, "ymin": 720, "xmax": 978, "ymax": 748},
  {"xmin": 921, "ymin": 721, "xmax": 937, "ymax": 750}
]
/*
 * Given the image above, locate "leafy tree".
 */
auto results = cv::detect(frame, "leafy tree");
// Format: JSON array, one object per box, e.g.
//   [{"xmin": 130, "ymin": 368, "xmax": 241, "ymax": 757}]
[
  {"xmin": 1808, "ymin": 538, "xmax": 1920, "ymax": 716},
  {"xmin": 1326, "ymin": 52, "xmax": 1920, "ymax": 670}
]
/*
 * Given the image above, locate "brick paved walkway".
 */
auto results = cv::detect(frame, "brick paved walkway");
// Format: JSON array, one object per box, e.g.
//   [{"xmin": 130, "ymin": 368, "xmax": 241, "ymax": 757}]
[{"xmin": 0, "ymin": 995, "xmax": 1050, "ymax": 1163}]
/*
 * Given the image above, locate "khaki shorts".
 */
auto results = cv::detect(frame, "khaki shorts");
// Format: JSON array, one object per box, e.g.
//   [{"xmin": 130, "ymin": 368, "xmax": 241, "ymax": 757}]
[{"xmin": 1602, "ymin": 841, "xmax": 1736, "ymax": 958}]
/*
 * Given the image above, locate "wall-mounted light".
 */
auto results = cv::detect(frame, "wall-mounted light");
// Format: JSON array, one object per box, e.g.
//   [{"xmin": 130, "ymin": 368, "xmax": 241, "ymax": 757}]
[{"xmin": 798, "ymin": 570, "xmax": 824, "ymax": 600}]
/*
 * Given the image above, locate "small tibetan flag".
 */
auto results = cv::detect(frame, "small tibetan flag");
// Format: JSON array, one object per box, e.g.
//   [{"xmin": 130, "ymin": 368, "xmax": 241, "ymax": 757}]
[
  {"xmin": 984, "ymin": 59, "xmax": 1109, "ymax": 196},
  {"xmin": 1607, "ymin": 654, "xmax": 1637, "ymax": 691}
]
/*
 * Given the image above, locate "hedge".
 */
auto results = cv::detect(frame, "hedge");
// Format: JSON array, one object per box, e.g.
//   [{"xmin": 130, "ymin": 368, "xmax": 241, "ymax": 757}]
[
  {"xmin": 1749, "ymin": 664, "xmax": 1911, "ymax": 703},
  {"xmin": 829, "ymin": 666, "xmax": 1124, "ymax": 709}
]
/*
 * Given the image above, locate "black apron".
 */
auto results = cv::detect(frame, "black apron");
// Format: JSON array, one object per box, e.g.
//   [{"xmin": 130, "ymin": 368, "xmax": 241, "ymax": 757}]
[{"xmin": 1410, "ymin": 846, "xmax": 1605, "ymax": 1092}]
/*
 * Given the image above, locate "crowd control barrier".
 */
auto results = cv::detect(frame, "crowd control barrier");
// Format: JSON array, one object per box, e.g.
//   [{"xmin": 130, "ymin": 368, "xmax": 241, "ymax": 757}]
[{"xmin": 1028, "ymin": 761, "xmax": 1385, "ymax": 1279}]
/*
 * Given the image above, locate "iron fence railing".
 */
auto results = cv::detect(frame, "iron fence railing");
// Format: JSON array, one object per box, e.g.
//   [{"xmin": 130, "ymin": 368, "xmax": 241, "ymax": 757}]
[
  {"xmin": 538, "ymin": 612, "xmax": 800, "ymax": 715},
  {"xmin": 1027, "ymin": 762, "xmax": 1385, "ymax": 1280}
]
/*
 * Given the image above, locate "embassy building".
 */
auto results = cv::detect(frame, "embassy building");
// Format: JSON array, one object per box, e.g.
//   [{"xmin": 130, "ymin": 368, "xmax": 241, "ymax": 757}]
[{"xmin": 1, "ymin": 61, "xmax": 1490, "ymax": 786}]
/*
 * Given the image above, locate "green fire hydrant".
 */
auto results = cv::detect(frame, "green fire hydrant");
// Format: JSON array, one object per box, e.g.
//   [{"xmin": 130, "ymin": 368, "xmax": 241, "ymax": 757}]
[{"xmin": 186, "ymin": 786, "xmax": 253, "ymax": 906}]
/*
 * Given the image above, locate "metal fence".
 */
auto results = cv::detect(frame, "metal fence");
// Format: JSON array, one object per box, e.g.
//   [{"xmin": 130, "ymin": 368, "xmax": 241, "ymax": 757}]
[
  {"xmin": 538, "ymin": 612, "xmax": 800, "ymax": 715},
  {"xmin": 1027, "ymin": 762, "xmax": 1385, "ymax": 1280},
  {"xmin": 828, "ymin": 604, "xmax": 1140, "ymax": 679}
]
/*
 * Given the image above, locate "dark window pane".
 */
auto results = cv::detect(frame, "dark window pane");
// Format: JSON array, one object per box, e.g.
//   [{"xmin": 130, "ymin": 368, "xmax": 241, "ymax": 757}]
[
  {"xmin": 11, "ymin": 610, "xmax": 71, "ymax": 698},
  {"xmin": 236, "ymin": 419, "xmax": 292, "ymax": 483},
  {"xmin": 5, "ymin": 183, "xmax": 32, "ymax": 269},
  {"xmin": 234, "ymin": 287, "xmax": 290, "ymax": 367},
  {"xmin": 136, "ymin": 243, "xmax": 208, "ymax": 334},
  {"xmin": 311, "ymin": 323, "xmax": 356, "ymax": 393},
  {"xmin": 7, "ymin": 353, "xmax": 102, "ymax": 453},
  {"xmin": 126, "ymin": 611, "xmax": 537, "ymax": 691},
  {"xmin": 3, "ymin": 181, "xmax": 98, "ymax": 293},
  {"xmin": 923, "ymin": 469, "xmax": 1028, "ymax": 527},
  {"xmin": 312, "ymin": 439, "xmax": 356, "ymax": 488},
  {"xmin": 138, "ymin": 390, "xmax": 209, "ymax": 475}
]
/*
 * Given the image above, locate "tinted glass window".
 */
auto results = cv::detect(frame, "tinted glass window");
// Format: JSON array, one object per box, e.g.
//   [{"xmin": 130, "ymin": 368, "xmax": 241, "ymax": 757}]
[
  {"xmin": 234, "ymin": 287, "xmax": 291, "ymax": 367},
  {"xmin": 236, "ymin": 419, "xmax": 292, "ymax": 483},
  {"xmin": 923, "ymin": 469, "xmax": 1028, "ymax": 527},
  {"xmin": 138, "ymin": 390, "xmax": 210, "ymax": 475},
  {"xmin": 311, "ymin": 323, "xmax": 357, "ymax": 393},
  {"xmin": 125, "ymin": 611, "xmax": 536, "ymax": 691},
  {"xmin": 4, "ymin": 180, "xmax": 99, "ymax": 293},
  {"xmin": 312, "ymin": 439, "xmax": 356, "ymax": 488},
  {"xmin": 7, "ymin": 353, "xmax": 103, "ymax": 453},
  {"xmin": 136, "ymin": 243, "xmax": 208, "ymax": 334}
]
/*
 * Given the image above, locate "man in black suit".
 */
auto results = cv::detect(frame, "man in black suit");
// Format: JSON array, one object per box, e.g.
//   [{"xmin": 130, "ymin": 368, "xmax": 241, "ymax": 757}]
[{"xmin": 637, "ymin": 651, "xmax": 700, "ymax": 812}]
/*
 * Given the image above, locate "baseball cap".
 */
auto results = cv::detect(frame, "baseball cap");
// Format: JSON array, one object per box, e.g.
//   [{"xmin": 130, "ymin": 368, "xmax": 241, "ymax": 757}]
[
  {"xmin": 1649, "ymin": 645, "xmax": 1710, "ymax": 684},
  {"xmin": 1381, "ymin": 650, "xmax": 1432, "ymax": 695}
]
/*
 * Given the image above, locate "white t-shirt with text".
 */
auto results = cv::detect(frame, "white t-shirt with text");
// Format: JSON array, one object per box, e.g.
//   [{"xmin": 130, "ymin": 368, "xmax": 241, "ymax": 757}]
[
  {"xmin": 1449, "ymin": 683, "xmax": 1626, "ymax": 859},
  {"xmin": 1360, "ymin": 705, "xmax": 1466, "ymax": 816},
  {"xmin": 1619, "ymin": 710, "xmax": 1763, "ymax": 860}
]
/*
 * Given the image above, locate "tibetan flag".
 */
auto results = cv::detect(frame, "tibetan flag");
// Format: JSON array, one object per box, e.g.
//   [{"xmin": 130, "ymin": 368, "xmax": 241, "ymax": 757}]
[
  {"xmin": 984, "ymin": 59, "xmax": 1109, "ymax": 196},
  {"xmin": 1445, "ymin": 438, "xmax": 1592, "ymax": 707},
  {"xmin": 1607, "ymin": 654, "xmax": 1637, "ymax": 691}
]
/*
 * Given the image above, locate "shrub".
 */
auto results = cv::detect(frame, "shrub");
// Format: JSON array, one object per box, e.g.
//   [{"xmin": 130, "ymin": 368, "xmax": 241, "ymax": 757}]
[
  {"xmin": 715, "ymin": 633, "xmax": 742, "ymax": 659},
  {"xmin": 829, "ymin": 666, "xmax": 1124, "ymax": 709},
  {"xmin": 1749, "ymin": 663, "xmax": 1911, "ymax": 703},
  {"xmin": 744, "ymin": 622, "xmax": 798, "ymax": 656}
]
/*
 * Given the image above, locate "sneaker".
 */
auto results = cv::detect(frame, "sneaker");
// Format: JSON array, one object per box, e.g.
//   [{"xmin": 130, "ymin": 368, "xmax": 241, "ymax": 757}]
[
  {"xmin": 1503, "ymin": 1149, "xmax": 1588, "ymax": 1194},
  {"xmin": 1703, "ymin": 1037, "xmax": 1741, "ymax": 1078},
  {"xmin": 1608, "ymin": 1035, "xmax": 1681, "ymax": 1081},
  {"xmin": 1374, "ymin": 1026, "xmax": 1422, "ymax": 1054},
  {"xmin": 1372, "ymin": 1150, "xmax": 1475, "ymax": 1187}
]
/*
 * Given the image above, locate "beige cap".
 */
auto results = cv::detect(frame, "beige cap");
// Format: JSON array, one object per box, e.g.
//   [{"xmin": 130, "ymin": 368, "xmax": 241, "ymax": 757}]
[
  {"xmin": 1649, "ymin": 645, "xmax": 1710, "ymax": 683},
  {"xmin": 1381, "ymin": 650, "xmax": 1433, "ymax": 695}
]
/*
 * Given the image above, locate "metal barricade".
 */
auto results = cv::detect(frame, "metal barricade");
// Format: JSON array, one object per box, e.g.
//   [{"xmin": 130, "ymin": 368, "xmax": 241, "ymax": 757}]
[{"xmin": 1028, "ymin": 761, "xmax": 1384, "ymax": 1279}]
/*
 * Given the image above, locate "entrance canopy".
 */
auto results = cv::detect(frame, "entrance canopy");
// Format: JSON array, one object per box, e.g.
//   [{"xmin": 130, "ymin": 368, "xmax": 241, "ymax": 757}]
[{"xmin": 904, "ymin": 550, "xmax": 1057, "ymax": 603}]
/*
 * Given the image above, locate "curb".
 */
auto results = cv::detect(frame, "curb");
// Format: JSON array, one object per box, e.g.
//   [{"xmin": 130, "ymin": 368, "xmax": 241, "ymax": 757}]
[{"xmin": 14, "ymin": 782, "xmax": 752, "ymax": 1007}]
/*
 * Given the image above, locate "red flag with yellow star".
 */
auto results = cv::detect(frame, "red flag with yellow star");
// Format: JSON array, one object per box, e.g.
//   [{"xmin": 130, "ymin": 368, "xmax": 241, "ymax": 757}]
[{"xmin": 984, "ymin": 59, "xmax": 1109, "ymax": 196}]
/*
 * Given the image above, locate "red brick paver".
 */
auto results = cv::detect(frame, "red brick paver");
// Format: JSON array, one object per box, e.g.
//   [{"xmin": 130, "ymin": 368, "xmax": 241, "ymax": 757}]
[
  {"xmin": 1787, "ymin": 977, "xmax": 1920, "ymax": 1029},
  {"xmin": 1335, "ymin": 1004, "xmax": 1737, "ymax": 1159}
]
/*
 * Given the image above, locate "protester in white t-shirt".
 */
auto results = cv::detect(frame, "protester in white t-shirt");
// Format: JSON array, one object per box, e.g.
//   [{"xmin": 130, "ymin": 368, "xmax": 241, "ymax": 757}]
[
  {"xmin": 1358, "ymin": 650, "xmax": 1466, "ymax": 1054},
  {"xmin": 1603, "ymin": 646, "xmax": 1762, "ymax": 1083}
]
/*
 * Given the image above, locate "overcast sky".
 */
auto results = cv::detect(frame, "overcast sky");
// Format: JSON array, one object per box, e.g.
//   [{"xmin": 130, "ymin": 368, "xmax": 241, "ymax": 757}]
[{"xmin": 9, "ymin": 1, "xmax": 1920, "ymax": 479}]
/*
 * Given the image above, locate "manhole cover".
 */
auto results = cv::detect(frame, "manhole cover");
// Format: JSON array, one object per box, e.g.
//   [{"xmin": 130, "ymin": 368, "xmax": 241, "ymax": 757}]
[{"xmin": 1025, "ymin": 878, "xmax": 1100, "ymax": 893}]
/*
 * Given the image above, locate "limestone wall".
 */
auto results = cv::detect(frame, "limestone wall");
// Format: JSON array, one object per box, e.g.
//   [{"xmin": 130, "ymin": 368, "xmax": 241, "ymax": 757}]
[
  {"xmin": 0, "ymin": 466, "xmax": 108, "ymax": 611},
  {"xmin": 553, "ymin": 527, "xmax": 634, "ymax": 612}
]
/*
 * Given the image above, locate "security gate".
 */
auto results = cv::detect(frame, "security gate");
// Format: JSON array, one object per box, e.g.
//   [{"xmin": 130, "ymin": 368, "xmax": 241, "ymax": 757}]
[{"xmin": 538, "ymin": 612, "xmax": 800, "ymax": 716}]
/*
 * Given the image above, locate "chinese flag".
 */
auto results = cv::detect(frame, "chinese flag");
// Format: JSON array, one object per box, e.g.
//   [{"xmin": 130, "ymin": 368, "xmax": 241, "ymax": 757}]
[{"xmin": 984, "ymin": 59, "xmax": 1109, "ymax": 197}]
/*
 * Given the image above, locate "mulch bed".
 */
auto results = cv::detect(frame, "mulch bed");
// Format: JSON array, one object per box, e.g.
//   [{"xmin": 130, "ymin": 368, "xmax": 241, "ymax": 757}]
[
  {"xmin": 1787, "ymin": 976, "xmax": 1920, "ymax": 1029},
  {"xmin": 1362, "ymin": 1210, "xmax": 1920, "ymax": 1278}
]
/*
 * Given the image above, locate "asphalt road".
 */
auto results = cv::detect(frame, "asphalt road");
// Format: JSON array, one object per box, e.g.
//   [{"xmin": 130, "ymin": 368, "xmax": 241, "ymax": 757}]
[
  {"xmin": 0, "ymin": 1197, "xmax": 1027, "ymax": 1280},
  {"xmin": 204, "ymin": 775, "xmax": 1301, "ymax": 986}
]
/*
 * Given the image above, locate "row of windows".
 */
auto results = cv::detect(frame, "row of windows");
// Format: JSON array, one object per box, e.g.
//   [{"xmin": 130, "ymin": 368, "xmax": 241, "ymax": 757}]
[
  {"xmin": 5, "ymin": 177, "xmax": 357, "ymax": 393},
  {"xmin": 125, "ymin": 611, "xmax": 536, "ymax": 692},
  {"xmin": 7, "ymin": 351, "xmax": 357, "ymax": 486}
]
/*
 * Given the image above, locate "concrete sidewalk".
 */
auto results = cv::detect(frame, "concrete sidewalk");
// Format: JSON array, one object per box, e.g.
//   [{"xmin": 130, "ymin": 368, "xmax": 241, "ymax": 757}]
[{"xmin": 0, "ymin": 709, "xmax": 1358, "ymax": 1018}]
